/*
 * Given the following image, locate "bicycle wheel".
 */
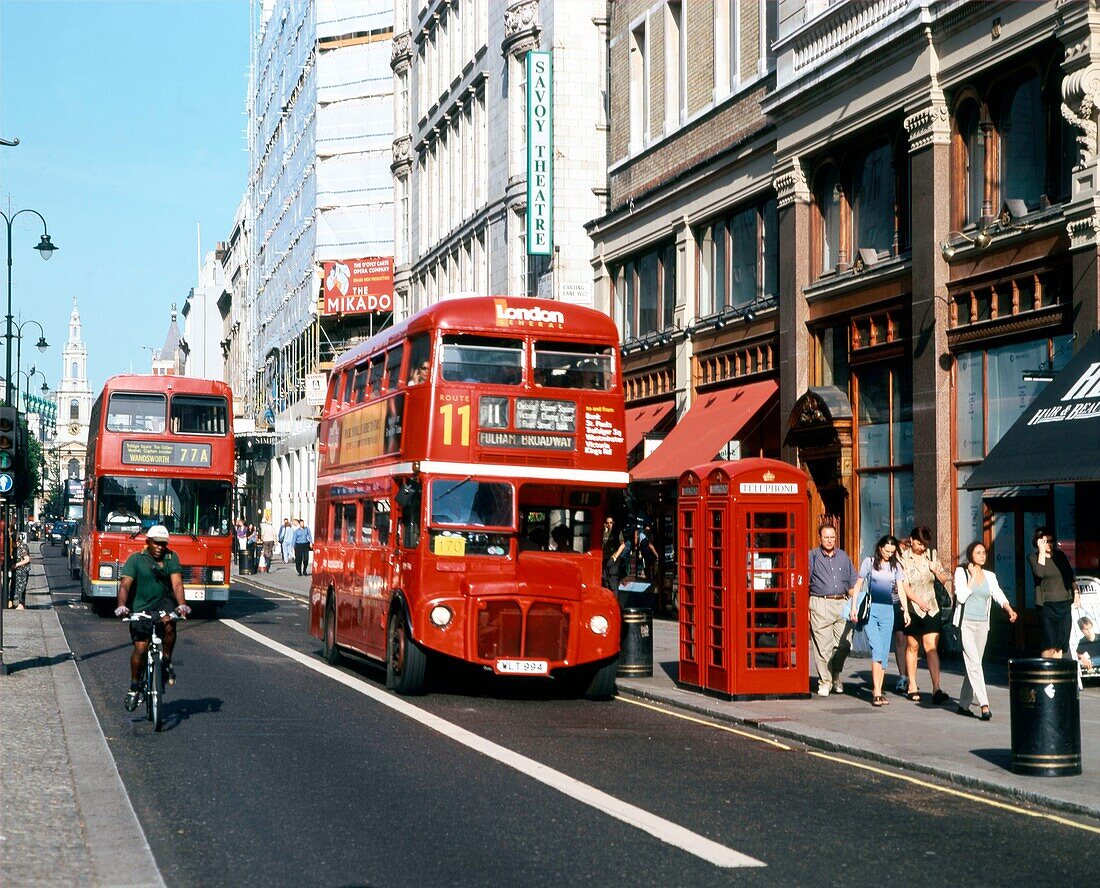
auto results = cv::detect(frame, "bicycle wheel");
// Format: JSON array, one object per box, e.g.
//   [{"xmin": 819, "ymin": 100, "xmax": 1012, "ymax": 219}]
[
  {"xmin": 151, "ymin": 653, "xmax": 163, "ymax": 732},
  {"xmin": 144, "ymin": 660, "xmax": 153, "ymax": 722}
]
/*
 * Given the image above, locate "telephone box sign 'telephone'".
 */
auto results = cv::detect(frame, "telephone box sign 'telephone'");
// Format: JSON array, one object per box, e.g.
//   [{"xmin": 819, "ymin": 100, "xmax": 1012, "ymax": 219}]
[{"xmin": 678, "ymin": 459, "xmax": 810, "ymax": 699}]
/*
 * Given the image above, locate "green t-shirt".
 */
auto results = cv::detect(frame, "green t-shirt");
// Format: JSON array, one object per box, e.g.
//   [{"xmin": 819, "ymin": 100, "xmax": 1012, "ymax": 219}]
[{"xmin": 121, "ymin": 549, "xmax": 182, "ymax": 613}]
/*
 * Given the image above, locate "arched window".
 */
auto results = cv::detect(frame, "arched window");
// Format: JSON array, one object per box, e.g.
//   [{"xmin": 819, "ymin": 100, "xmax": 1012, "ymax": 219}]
[
  {"xmin": 816, "ymin": 165, "xmax": 841, "ymax": 275},
  {"xmin": 852, "ymin": 143, "xmax": 895, "ymax": 257},
  {"xmin": 71, "ymin": 361, "xmax": 78, "ymax": 378},
  {"xmin": 1000, "ymin": 75, "xmax": 1046, "ymax": 210},
  {"xmin": 67, "ymin": 459, "xmax": 80, "ymax": 479},
  {"xmin": 70, "ymin": 399, "xmax": 79, "ymax": 421},
  {"xmin": 956, "ymin": 101, "xmax": 986, "ymax": 225}
]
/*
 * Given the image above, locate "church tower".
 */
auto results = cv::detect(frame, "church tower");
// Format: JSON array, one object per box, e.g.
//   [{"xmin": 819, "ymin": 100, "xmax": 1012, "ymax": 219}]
[{"xmin": 53, "ymin": 298, "xmax": 93, "ymax": 481}]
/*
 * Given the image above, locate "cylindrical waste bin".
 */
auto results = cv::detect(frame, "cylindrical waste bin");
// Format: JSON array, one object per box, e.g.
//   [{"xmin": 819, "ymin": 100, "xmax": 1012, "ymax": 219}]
[
  {"xmin": 617, "ymin": 607, "xmax": 653, "ymax": 677},
  {"xmin": 1008, "ymin": 658, "xmax": 1081, "ymax": 777}
]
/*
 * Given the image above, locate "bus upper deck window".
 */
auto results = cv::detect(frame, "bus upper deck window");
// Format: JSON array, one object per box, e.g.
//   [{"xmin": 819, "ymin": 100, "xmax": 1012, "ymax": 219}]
[
  {"xmin": 384, "ymin": 344, "xmax": 404, "ymax": 392},
  {"xmin": 533, "ymin": 343, "xmax": 612, "ymax": 391},
  {"xmin": 407, "ymin": 334, "xmax": 431, "ymax": 385},
  {"xmin": 106, "ymin": 393, "xmax": 166, "ymax": 433},
  {"xmin": 170, "ymin": 396, "xmax": 228, "ymax": 435},
  {"xmin": 441, "ymin": 336, "xmax": 522, "ymax": 386},
  {"xmin": 368, "ymin": 354, "xmax": 385, "ymax": 397},
  {"xmin": 352, "ymin": 363, "xmax": 370, "ymax": 403},
  {"xmin": 341, "ymin": 370, "xmax": 355, "ymax": 404}
]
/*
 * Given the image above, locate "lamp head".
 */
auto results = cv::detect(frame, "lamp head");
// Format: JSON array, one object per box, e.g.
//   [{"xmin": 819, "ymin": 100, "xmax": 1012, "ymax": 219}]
[
  {"xmin": 744, "ymin": 307, "xmax": 757, "ymax": 323},
  {"xmin": 36, "ymin": 335, "xmax": 48, "ymax": 352},
  {"xmin": 35, "ymin": 234, "xmax": 57, "ymax": 260},
  {"xmin": 940, "ymin": 242, "xmax": 956, "ymax": 261},
  {"xmin": 973, "ymin": 230, "xmax": 992, "ymax": 250}
]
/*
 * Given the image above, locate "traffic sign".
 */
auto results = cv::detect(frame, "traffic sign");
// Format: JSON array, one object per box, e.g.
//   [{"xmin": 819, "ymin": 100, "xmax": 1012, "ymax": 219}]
[{"xmin": 0, "ymin": 473, "xmax": 13, "ymax": 494}]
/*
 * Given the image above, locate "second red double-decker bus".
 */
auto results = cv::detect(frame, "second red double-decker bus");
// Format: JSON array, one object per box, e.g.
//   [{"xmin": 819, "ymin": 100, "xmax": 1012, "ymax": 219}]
[
  {"xmin": 79, "ymin": 375, "xmax": 235, "ymax": 616},
  {"xmin": 309, "ymin": 296, "xmax": 629, "ymax": 696}
]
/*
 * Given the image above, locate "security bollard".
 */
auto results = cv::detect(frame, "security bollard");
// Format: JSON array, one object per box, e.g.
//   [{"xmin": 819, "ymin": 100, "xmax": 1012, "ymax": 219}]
[
  {"xmin": 1008, "ymin": 658, "xmax": 1081, "ymax": 777},
  {"xmin": 617, "ymin": 607, "xmax": 653, "ymax": 678}
]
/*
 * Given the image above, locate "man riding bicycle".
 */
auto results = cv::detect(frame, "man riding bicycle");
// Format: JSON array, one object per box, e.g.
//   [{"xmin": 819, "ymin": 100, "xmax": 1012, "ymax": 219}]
[{"xmin": 113, "ymin": 525, "xmax": 191, "ymax": 711}]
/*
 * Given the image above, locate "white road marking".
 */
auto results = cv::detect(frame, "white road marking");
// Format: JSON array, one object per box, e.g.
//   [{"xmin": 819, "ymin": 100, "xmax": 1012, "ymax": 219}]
[{"xmin": 222, "ymin": 618, "xmax": 764, "ymax": 870}]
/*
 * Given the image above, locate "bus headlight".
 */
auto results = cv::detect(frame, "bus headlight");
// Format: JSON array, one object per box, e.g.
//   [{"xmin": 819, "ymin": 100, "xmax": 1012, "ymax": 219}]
[
  {"xmin": 98, "ymin": 564, "xmax": 115, "ymax": 580},
  {"xmin": 210, "ymin": 568, "xmax": 225, "ymax": 583},
  {"xmin": 429, "ymin": 605, "xmax": 453, "ymax": 628},
  {"xmin": 589, "ymin": 614, "xmax": 610, "ymax": 636}
]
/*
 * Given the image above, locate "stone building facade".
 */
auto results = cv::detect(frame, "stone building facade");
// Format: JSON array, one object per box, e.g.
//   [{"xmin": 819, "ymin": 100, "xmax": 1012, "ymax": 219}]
[{"xmin": 591, "ymin": 0, "xmax": 1100, "ymax": 648}]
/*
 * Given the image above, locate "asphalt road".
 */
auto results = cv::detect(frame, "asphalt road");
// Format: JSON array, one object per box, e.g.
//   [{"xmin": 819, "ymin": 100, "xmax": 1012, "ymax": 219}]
[{"xmin": 45, "ymin": 548, "xmax": 1100, "ymax": 887}]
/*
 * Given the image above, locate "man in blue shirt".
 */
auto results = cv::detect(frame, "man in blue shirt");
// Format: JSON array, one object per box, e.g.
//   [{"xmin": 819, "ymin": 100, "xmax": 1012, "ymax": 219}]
[
  {"xmin": 808, "ymin": 524, "xmax": 859, "ymax": 697},
  {"xmin": 292, "ymin": 518, "xmax": 313, "ymax": 576}
]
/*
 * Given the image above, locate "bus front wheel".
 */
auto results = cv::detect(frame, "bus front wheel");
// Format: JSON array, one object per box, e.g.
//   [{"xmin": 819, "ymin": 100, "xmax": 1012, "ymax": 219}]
[
  {"xmin": 386, "ymin": 609, "xmax": 426, "ymax": 695},
  {"xmin": 322, "ymin": 594, "xmax": 341, "ymax": 665},
  {"xmin": 582, "ymin": 657, "xmax": 618, "ymax": 700}
]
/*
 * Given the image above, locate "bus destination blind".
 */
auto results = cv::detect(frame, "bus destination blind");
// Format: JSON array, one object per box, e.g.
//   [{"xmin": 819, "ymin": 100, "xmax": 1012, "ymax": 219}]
[{"xmin": 122, "ymin": 441, "xmax": 212, "ymax": 466}]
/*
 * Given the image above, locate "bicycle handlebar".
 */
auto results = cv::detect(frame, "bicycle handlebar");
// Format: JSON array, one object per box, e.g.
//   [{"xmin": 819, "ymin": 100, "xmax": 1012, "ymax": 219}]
[{"xmin": 121, "ymin": 610, "xmax": 184, "ymax": 622}]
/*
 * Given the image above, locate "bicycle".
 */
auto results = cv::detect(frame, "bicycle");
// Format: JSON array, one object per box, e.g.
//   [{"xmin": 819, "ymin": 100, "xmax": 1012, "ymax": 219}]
[{"xmin": 123, "ymin": 610, "xmax": 182, "ymax": 732}]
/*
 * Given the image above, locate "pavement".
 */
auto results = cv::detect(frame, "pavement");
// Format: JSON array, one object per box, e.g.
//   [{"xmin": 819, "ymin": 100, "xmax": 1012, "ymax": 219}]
[{"xmin": 3, "ymin": 551, "xmax": 1096, "ymax": 885}]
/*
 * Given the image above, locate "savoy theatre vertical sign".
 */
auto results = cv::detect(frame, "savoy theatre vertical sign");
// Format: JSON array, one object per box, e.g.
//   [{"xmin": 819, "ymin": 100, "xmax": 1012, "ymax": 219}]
[
  {"xmin": 526, "ymin": 50, "xmax": 552, "ymax": 256},
  {"xmin": 322, "ymin": 257, "xmax": 394, "ymax": 315}
]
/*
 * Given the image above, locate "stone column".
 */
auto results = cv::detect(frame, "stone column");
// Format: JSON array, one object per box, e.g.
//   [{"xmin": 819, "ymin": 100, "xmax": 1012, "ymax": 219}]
[
  {"xmin": 904, "ymin": 90, "xmax": 953, "ymax": 555},
  {"xmin": 773, "ymin": 156, "xmax": 810, "ymax": 465},
  {"xmin": 675, "ymin": 215, "xmax": 695, "ymax": 410},
  {"xmin": 1058, "ymin": 4, "xmax": 1100, "ymax": 344}
]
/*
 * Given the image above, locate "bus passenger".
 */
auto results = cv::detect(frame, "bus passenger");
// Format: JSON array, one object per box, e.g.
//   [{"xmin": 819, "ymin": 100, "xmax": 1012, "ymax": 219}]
[
  {"xmin": 551, "ymin": 525, "xmax": 574, "ymax": 552},
  {"xmin": 409, "ymin": 360, "xmax": 430, "ymax": 385}
]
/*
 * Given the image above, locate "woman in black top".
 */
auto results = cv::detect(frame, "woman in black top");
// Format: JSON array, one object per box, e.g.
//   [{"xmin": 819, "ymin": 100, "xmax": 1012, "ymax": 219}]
[{"xmin": 1029, "ymin": 527, "xmax": 1079, "ymax": 658}]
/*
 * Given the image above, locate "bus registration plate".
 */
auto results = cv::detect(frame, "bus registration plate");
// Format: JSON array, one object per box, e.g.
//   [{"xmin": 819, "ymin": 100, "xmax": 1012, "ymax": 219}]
[
  {"xmin": 189, "ymin": 590, "xmax": 206, "ymax": 601},
  {"xmin": 494, "ymin": 658, "xmax": 549, "ymax": 676}
]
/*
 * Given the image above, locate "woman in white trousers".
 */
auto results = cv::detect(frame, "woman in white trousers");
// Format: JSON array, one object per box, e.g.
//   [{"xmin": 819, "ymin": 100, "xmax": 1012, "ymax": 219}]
[{"xmin": 954, "ymin": 541, "xmax": 1018, "ymax": 721}]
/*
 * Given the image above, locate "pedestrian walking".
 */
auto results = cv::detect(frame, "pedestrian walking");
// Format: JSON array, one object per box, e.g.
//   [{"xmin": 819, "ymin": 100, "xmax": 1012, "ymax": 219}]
[
  {"xmin": 9, "ymin": 531, "xmax": 30, "ymax": 609},
  {"xmin": 292, "ymin": 518, "xmax": 313, "ymax": 576},
  {"xmin": 279, "ymin": 518, "xmax": 294, "ymax": 565},
  {"xmin": 601, "ymin": 517, "xmax": 628, "ymax": 600},
  {"xmin": 954, "ymin": 541, "xmax": 1017, "ymax": 720},
  {"xmin": 260, "ymin": 517, "xmax": 276, "ymax": 570},
  {"xmin": 851, "ymin": 534, "xmax": 911, "ymax": 708},
  {"xmin": 808, "ymin": 523, "xmax": 859, "ymax": 697},
  {"xmin": 245, "ymin": 523, "xmax": 259, "ymax": 573},
  {"xmin": 234, "ymin": 519, "xmax": 248, "ymax": 574},
  {"xmin": 898, "ymin": 525, "xmax": 952, "ymax": 704},
  {"xmin": 1029, "ymin": 527, "xmax": 1079, "ymax": 658}
]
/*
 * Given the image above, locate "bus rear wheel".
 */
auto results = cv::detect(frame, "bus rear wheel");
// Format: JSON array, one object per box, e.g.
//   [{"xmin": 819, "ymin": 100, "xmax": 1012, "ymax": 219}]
[
  {"xmin": 322, "ymin": 594, "xmax": 341, "ymax": 665},
  {"xmin": 386, "ymin": 609, "xmax": 426, "ymax": 695}
]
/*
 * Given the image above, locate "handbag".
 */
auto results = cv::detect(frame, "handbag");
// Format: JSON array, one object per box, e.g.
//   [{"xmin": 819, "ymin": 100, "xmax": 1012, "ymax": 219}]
[
  {"xmin": 856, "ymin": 589, "xmax": 871, "ymax": 624},
  {"xmin": 930, "ymin": 549, "xmax": 952, "ymax": 610}
]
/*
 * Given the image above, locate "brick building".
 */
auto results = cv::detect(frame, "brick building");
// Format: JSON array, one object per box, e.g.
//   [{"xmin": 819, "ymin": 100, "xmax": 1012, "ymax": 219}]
[{"xmin": 590, "ymin": 0, "xmax": 1100, "ymax": 648}]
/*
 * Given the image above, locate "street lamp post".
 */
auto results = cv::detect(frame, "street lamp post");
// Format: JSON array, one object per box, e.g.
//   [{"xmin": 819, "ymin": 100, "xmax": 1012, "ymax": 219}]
[
  {"xmin": 0, "ymin": 208, "xmax": 57, "ymax": 676},
  {"xmin": 12, "ymin": 319, "xmax": 48, "ymax": 408}
]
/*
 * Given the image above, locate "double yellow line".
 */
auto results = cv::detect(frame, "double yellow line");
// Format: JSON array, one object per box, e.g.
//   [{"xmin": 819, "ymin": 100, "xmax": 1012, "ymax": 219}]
[{"xmin": 617, "ymin": 695, "xmax": 1100, "ymax": 835}]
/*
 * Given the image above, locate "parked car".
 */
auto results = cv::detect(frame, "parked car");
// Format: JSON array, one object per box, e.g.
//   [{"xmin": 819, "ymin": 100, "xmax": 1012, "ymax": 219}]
[{"xmin": 68, "ymin": 536, "xmax": 82, "ymax": 580}]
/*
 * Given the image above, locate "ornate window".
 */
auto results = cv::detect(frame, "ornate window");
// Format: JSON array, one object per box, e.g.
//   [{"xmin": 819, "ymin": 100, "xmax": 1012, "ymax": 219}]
[
  {"xmin": 612, "ymin": 239, "xmax": 676, "ymax": 342},
  {"xmin": 70, "ymin": 399, "xmax": 79, "ymax": 421},
  {"xmin": 811, "ymin": 135, "xmax": 909, "ymax": 280}
]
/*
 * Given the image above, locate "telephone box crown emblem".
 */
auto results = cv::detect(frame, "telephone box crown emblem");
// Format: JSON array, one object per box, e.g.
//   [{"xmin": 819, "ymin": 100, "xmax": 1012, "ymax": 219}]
[{"xmin": 762, "ymin": 470, "xmax": 775, "ymax": 482}]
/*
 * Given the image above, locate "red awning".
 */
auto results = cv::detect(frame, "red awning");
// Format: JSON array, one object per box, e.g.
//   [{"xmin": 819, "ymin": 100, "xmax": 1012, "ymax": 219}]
[
  {"xmin": 631, "ymin": 379, "xmax": 778, "ymax": 481},
  {"xmin": 625, "ymin": 401, "xmax": 675, "ymax": 453}
]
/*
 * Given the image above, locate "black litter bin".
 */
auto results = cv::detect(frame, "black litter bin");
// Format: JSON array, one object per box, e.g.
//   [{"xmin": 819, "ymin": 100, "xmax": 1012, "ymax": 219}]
[
  {"xmin": 617, "ymin": 607, "xmax": 653, "ymax": 677},
  {"xmin": 1008, "ymin": 658, "xmax": 1081, "ymax": 777}
]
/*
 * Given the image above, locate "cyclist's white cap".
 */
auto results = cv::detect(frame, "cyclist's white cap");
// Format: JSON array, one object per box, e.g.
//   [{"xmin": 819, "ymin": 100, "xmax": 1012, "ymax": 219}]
[{"xmin": 146, "ymin": 525, "xmax": 170, "ymax": 542}]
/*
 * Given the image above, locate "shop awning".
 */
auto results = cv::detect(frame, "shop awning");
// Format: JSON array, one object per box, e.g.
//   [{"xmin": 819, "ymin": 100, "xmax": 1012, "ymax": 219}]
[
  {"xmin": 625, "ymin": 401, "xmax": 675, "ymax": 453},
  {"xmin": 631, "ymin": 379, "xmax": 778, "ymax": 481},
  {"xmin": 963, "ymin": 330, "xmax": 1100, "ymax": 489}
]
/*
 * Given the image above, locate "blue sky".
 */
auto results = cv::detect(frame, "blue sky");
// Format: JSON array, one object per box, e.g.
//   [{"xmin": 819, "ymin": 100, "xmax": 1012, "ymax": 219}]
[{"xmin": 0, "ymin": 0, "xmax": 250, "ymax": 395}]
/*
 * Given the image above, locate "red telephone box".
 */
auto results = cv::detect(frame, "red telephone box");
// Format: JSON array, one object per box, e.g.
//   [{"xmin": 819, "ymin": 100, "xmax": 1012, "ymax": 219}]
[{"xmin": 677, "ymin": 459, "xmax": 809, "ymax": 699}]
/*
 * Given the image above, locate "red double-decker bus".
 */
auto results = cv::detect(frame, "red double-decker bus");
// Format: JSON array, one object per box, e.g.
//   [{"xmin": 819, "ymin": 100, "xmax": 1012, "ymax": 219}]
[
  {"xmin": 79, "ymin": 375, "xmax": 235, "ymax": 616},
  {"xmin": 309, "ymin": 296, "xmax": 629, "ymax": 696}
]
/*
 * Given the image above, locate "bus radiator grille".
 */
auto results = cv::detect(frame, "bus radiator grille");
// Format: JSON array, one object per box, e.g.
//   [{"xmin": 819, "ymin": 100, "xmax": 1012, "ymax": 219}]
[{"xmin": 476, "ymin": 601, "xmax": 569, "ymax": 661}]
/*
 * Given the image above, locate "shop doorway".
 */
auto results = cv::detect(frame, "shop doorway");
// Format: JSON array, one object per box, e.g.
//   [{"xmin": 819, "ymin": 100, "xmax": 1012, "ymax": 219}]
[{"xmin": 985, "ymin": 494, "xmax": 1048, "ymax": 651}]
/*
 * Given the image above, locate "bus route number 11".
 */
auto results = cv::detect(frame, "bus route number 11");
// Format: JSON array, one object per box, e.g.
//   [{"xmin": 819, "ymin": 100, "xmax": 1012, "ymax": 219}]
[{"xmin": 438, "ymin": 403, "xmax": 471, "ymax": 447}]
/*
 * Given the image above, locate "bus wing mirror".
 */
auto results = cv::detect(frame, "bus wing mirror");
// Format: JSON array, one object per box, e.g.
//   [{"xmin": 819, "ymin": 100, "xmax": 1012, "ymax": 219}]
[{"xmin": 395, "ymin": 481, "xmax": 419, "ymax": 509}]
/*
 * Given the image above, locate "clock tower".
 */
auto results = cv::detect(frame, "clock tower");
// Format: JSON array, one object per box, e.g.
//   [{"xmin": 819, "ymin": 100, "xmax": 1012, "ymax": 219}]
[{"xmin": 53, "ymin": 298, "xmax": 93, "ymax": 481}]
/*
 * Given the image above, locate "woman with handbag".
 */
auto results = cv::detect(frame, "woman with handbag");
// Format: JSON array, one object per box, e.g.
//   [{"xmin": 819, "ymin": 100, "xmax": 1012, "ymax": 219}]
[
  {"xmin": 898, "ymin": 525, "xmax": 952, "ymax": 705},
  {"xmin": 954, "ymin": 541, "xmax": 1018, "ymax": 721},
  {"xmin": 851, "ymin": 534, "xmax": 912, "ymax": 707},
  {"xmin": 1029, "ymin": 527, "xmax": 1079, "ymax": 658}
]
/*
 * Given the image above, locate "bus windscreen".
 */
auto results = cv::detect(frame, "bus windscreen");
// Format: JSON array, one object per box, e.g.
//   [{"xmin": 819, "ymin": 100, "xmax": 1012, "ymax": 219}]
[
  {"xmin": 533, "ymin": 342, "xmax": 612, "ymax": 391},
  {"xmin": 170, "ymin": 395, "xmax": 229, "ymax": 435},
  {"xmin": 97, "ymin": 476, "xmax": 232, "ymax": 536},
  {"xmin": 107, "ymin": 393, "xmax": 166, "ymax": 433},
  {"xmin": 430, "ymin": 479, "xmax": 513, "ymax": 528},
  {"xmin": 441, "ymin": 336, "xmax": 522, "ymax": 385}
]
